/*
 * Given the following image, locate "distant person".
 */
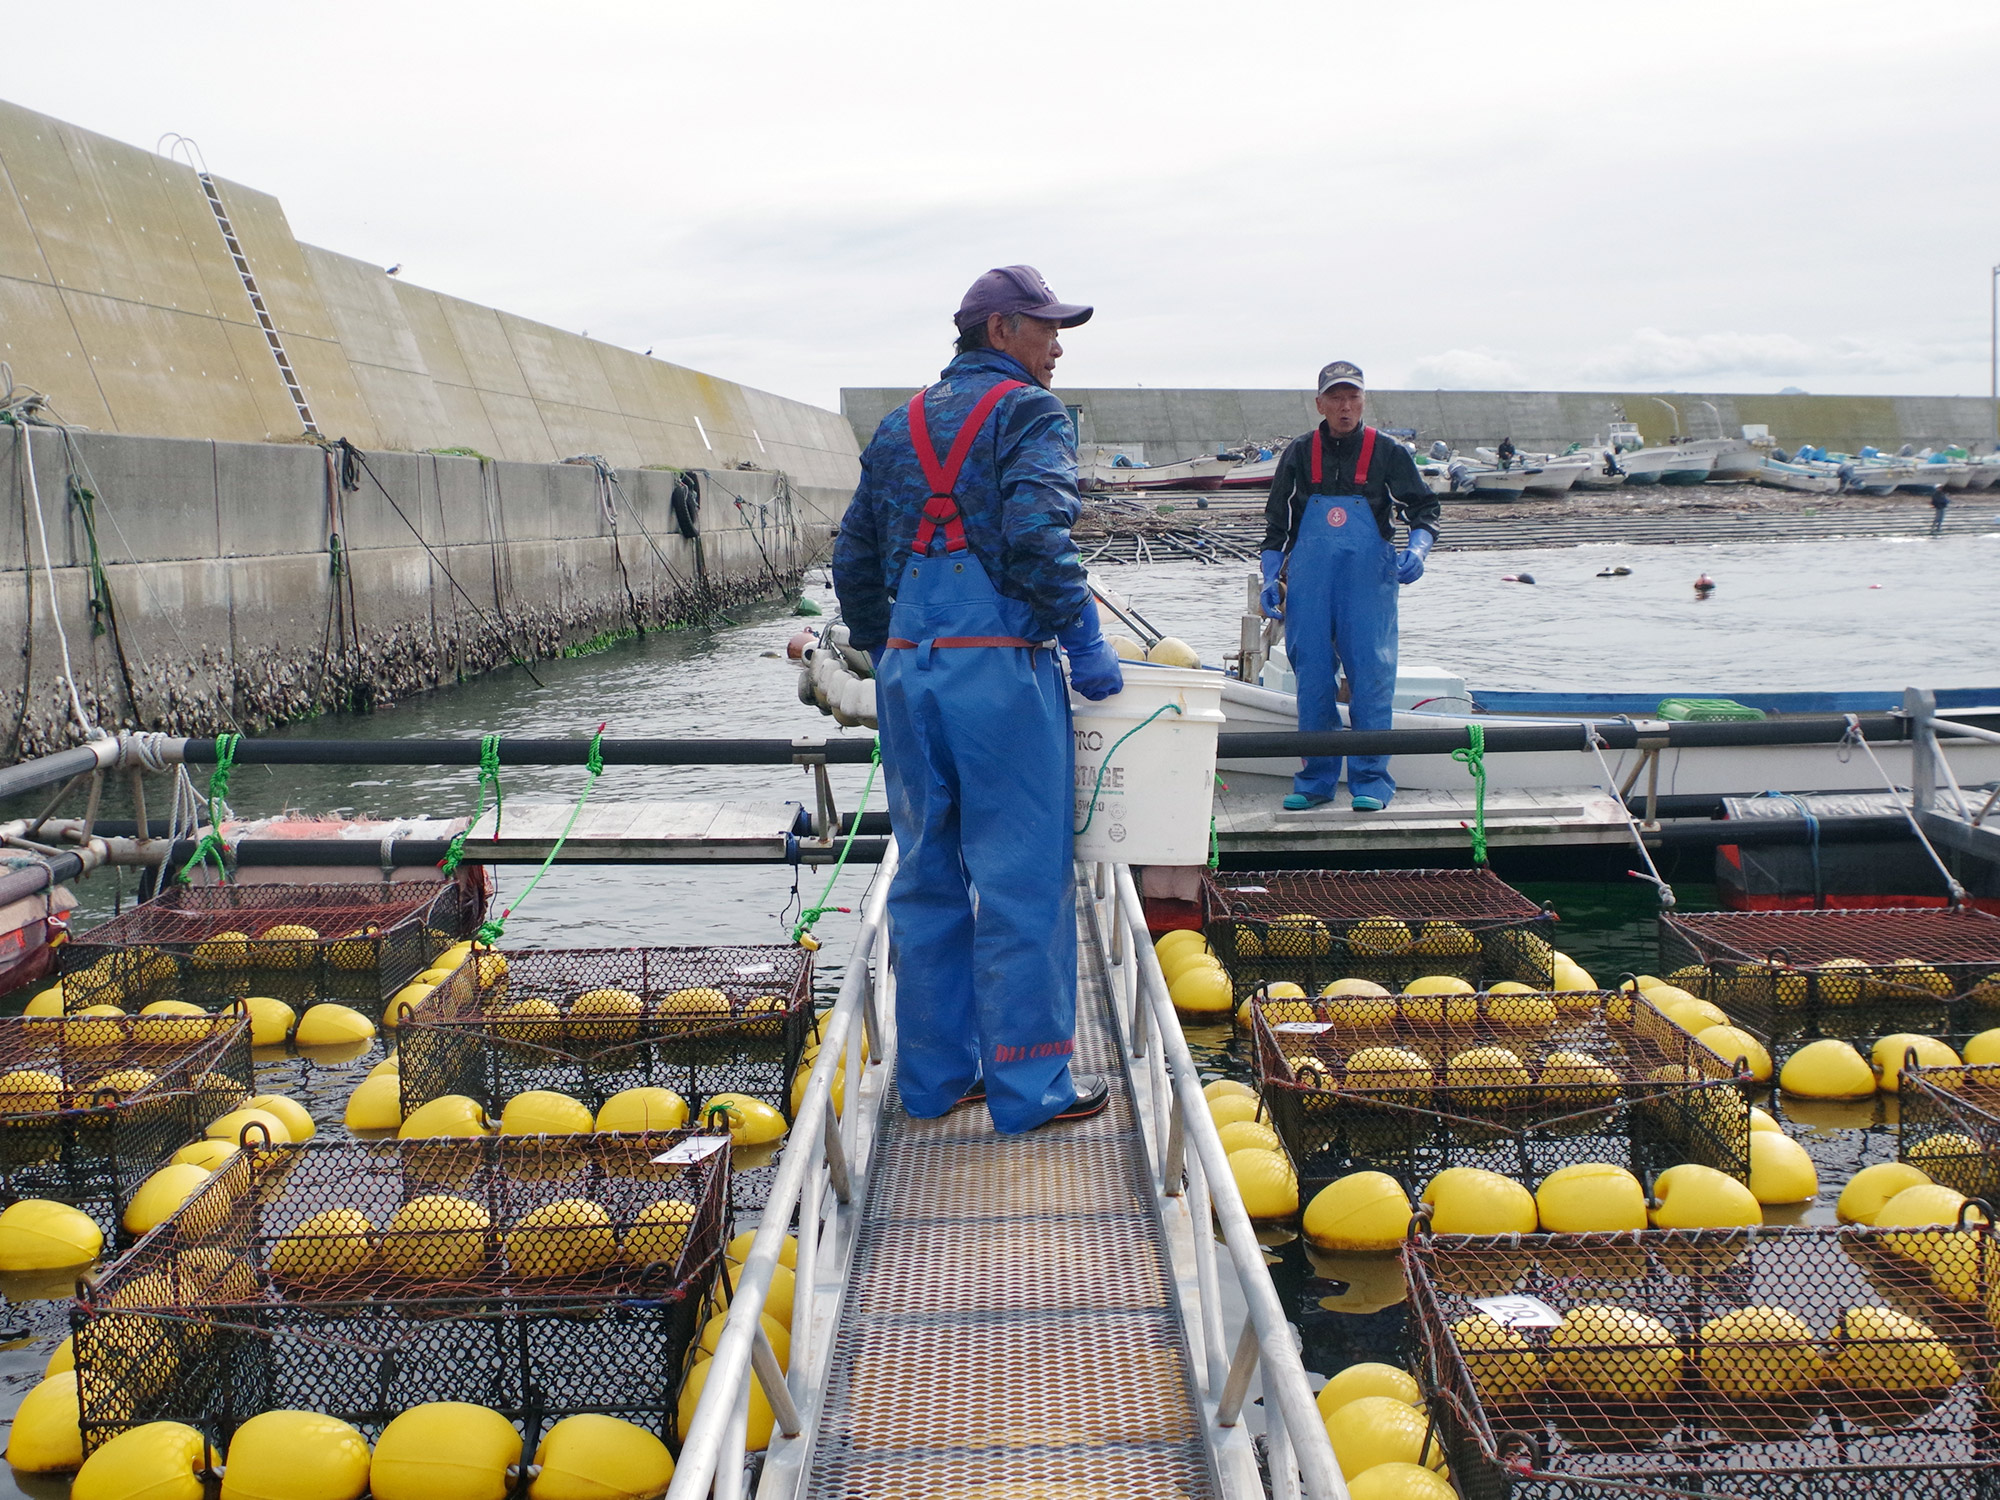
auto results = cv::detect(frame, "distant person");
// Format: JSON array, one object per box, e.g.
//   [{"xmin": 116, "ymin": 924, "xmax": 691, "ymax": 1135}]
[
  {"xmin": 832, "ymin": 264, "xmax": 1119, "ymax": 1132},
  {"xmin": 1496, "ymin": 436, "xmax": 1517, "ymax": 471},
  {"xmin": 1931, "ymin": 488, "xmax": 1950, "ymax": 534},
  {"xmin": 1258, "ymin": 360, "xmax": 1440, "ymax": 811}
]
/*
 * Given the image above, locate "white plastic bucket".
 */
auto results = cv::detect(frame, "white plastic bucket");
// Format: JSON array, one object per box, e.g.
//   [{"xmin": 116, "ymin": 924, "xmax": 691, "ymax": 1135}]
[{"xmin": 1071, "ymin": 663, "xmax": 1226, "ymax": 866}]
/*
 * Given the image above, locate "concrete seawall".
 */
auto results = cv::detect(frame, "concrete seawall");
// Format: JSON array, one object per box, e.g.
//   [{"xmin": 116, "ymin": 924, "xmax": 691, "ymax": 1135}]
[
  {"xmin": 842, "ymin": 386, "xmax": 2000, "ymax": 464},
  {"xmin": 0, "ymin": 424, "xmax": 824, "ymax": 757}
]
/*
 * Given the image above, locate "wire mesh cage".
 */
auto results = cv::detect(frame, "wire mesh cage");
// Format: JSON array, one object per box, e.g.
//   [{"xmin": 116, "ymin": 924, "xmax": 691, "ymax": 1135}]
[
  {"xmin": 0, "ymin": 1012, "xmax": 253, "ymax": 1226},
  {"xmin": 58, "ymin": 883, "xmax": 475, "ymax": 1018},
  {"xmin": 72, "ymin": 1131, "xmax": 731, "ymax": 1452},
  {"xmin": 1405, "ymin": 1223, "xmax": 2000, "ymax": 1499},
  {"xmin": 1899, "ymin": 1062, "xmax": 2000, "ymax": 1204},
  {"xmin": 1250, "ymin": 990, "xmax": 1751, "ymax": 1193},
  {"xmin": 1657, "ymin": 909, "xmax": 2000, "ymax": 1049},
  {"xmin": 1202, "ymin": 870, "xmax": 1556, "ymax": 1001}
]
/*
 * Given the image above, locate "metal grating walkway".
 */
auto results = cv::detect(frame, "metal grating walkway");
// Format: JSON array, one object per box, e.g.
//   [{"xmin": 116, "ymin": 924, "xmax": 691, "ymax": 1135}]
[{"xmin": 799, "ymin": 906, "xmax": 1220, "ymax": 1499}]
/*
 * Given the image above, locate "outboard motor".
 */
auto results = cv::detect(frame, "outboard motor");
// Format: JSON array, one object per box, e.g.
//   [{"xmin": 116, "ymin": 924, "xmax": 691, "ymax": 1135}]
[{"xmin": 1430, "ymin": 440, "xmax": 1451, "ymax": 462}]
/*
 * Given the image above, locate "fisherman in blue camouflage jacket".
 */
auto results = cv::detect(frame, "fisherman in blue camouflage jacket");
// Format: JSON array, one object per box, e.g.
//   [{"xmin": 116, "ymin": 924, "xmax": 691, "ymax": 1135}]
[{"xmin": 832, "ymin": 265, "xmax": 1122, "ymax": 1132}]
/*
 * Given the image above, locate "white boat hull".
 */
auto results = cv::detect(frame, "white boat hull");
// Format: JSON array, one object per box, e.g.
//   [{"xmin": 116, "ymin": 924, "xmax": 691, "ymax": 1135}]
[
  {"xmin": 1468, "ymin": 467, "xmax": 1532, "ymax": 495},
  {"xmin": 1754, "ymin": 461, "xmax": 1842, "ymax": 495},
  {"xmin": 1217, "ymin": 680, "xmax": 2000, "ymax": 797},
  {"xmin": 1520, "ymin": 463, "xmax": 1586, "ymax": 495}
]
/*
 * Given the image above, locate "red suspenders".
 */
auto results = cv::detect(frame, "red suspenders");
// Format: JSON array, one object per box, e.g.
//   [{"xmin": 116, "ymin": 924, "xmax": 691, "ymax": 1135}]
[
  {"xmin": 907, "ymin": 379, "xmax": 1026, "ymax": 555},
  {"xmin": 1309, "ymin": 425, "xmax": 1376, "ymax": 488}
]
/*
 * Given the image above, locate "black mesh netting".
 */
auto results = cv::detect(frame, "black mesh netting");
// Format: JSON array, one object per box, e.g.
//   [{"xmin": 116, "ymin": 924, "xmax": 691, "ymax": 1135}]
[
  {"xmin": 59, "ymin": 883, "xmax": 475, "ymax": 1018},
  {"xmin": 1202, "ymin": 870, "xmax": 1557, "ymax": 1001},
  {"xmin": 73, "ymin": 1132, "xmax": 731, "ymax": 1451},
  {"xmin": 1405, "ymin": 1223, "xmax": 2000, "ymax": 1499},
  {"xmin": 1251, "ymin": 990, "xmax": 1751, "ymax": 1193},
  {"xmin": 0, "ymin": 1013, "xmax": 252, "ymax": 1229},
  {"xmin": 1899, "ymin": 1063, "xmax": 2000, "ymax": 1204}
]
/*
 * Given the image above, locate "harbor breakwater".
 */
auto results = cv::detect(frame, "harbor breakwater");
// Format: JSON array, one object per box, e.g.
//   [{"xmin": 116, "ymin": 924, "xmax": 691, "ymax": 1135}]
[
  {"xmin": 0, "ymin": 423, "xmax": 827, "ymax": 755},
  {"xmin": 843, "ymin": 386, "xmax": 2000, "ymax": 465}
]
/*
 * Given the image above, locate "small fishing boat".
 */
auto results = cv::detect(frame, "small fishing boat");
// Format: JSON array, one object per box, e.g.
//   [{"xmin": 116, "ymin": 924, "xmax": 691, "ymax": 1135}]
[
  {"xmin": 1619, "ymin": 446, "xmax": 1714, "ymax": 486},
  {"xmin": 1079, "ymin": 455, "xmax": 1236, "ymax": 492},
  {"xmin": 1754, "ymin": 458, "xmax": 1842, "ymax": 494},
  {"xmin": 1473, "ymin": 448, "xmax": 1587, "ymax": 495},
  {"xmin": 1216, "ymin": 454, "xmax": 1280, "ymax": 489}
]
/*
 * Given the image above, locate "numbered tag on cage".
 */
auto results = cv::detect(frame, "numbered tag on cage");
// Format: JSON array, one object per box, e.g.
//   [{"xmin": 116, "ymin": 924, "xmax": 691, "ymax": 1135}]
[
  {"xmin": 732, "ymin": 964, "xmax": 778, "ymax": 976},
  {"xmin": 1271, "ymin": 1021, "xmax": 1336, "ymax": 1035},
  {"xmin": 1470, "ymin": 1294, "xmax": 1561, "ymax": 1329},
  {"xmin": 1228, "ymin": 886, "xmax": 1270, "ymax": 894},
  {"xmin": 653, "ymin": 1137, "xmax": 729, "ymax": 1165}
]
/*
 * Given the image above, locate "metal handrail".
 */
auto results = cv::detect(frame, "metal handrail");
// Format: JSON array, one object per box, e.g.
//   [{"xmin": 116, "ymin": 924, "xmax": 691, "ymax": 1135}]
[
  {"xmin": 665, "ymin": 844, "xmax": 898, "ymax": 1500},
  {"xmin": 1101, "ymin": 864, "xmax": 1347, "ymax": 1500}
]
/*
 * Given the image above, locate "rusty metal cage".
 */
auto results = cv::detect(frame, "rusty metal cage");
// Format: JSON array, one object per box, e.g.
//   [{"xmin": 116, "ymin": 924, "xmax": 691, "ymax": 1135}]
[
  {"xmin": 1251, "ymin": 990, "xmax": 1751, "ymax": 1194},
  {"xmin": 0, "ymin": 1013, "xmax": 253, "ymax": 1227},
  {"xmin": 1899, "ymin": 1062, "xmax": 2000, "ymax": 1204},
  {"xmin": 1405, "ymin": 1223, "xmax": 2000, "ymax": 1499},
  {"xmin": 1202, "ymin": 870, "xmax": 1556, "ymax": 1001},
  {"xmin": 58, "ymin": 883, "xmax": 475, "ymax": 1018},
  {"xmin": 1657, "ymin": 909, "xmax": 2000, "ymax": 1050},
  {"xmin": 71, "ymin": 1132, "xmax": 730, "ymax": 1452}
]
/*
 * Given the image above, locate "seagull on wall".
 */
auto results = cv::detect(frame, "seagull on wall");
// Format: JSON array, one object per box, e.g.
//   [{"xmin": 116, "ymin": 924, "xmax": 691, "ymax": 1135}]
[{"xmin": 386, "ymin": 264, "xmax": 401, "ymax": 276}]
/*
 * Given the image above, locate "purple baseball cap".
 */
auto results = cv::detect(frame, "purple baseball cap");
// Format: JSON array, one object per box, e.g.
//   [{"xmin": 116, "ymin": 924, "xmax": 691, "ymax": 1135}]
[{"xmin": 954, "ymin": 265, "xmax": 1094, "ymax": 332}]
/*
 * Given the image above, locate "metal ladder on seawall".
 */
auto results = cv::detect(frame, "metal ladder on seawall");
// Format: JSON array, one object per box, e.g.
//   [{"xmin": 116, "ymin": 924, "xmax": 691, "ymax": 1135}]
[{"xmin": 669, "ymin": 849, "xmax": 1346, "ymax": 1500}]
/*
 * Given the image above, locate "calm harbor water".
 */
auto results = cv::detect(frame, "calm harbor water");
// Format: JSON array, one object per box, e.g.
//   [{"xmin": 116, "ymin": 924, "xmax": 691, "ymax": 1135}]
[{"xmin": 0, "ymin": 531, "xmax": 1980, "ymax": 1478}]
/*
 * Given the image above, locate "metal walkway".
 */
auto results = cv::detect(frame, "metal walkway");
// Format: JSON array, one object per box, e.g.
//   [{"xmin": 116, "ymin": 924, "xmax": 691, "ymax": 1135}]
[{"xmin": 797, "ymin": 907, "xmax": 1219, "ymax": 1498}]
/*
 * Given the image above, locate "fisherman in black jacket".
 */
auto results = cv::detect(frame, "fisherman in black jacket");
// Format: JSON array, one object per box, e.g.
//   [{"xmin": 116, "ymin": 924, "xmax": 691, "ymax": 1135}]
[{"xmin": 1258, "ymin": 361, "xmax": 1441, "ymax": 810}]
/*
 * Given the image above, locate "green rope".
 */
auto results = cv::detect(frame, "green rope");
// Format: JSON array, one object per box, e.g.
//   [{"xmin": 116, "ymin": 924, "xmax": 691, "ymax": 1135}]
[
  {"xmin": 328, "ymin": 534, "xmax": 345, "ymax": 579},
  {"xmin": 791, "ymin": 744, "xmax": 880, "ymax": 949},
  {"xmin": 472, "ymin": 726, "xmax": 606, "ymax": 946},
  {"xmin": 1451, "ymin": 722, "xmax": 1489, "ymax": 866},
  {"xmin": 175, "ymin": 734, "xmax": 241, "ymax": 885},
  {"xmin": 439, "ymin": 734, "xmax": 504, "ymax": 876},
  {"xmin": 1074, "ymin": 703, "xmax": 1183, "ymax": 837},
  {"xmin": 1208, "ymin": 773, "xmax": 1225, "ymax": 870}
]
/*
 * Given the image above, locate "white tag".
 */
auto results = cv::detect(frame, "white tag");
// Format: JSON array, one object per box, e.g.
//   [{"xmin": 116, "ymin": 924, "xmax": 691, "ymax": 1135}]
[
  {"xmin": 732, "ymin": 964, "xmax": 778, "ymax": 976},
  {"xmin": 652, "ymin": 1137, "xmax": 728, "ymax": 1165},
  {"xmin": 1229, "ymin": 886, "xmax": 1270, "ymax": 894},
  {"xmin": 1272, "ymin": 1020, "xmax": 1335, "ymax": 1035},
  {"xmin": 1470, "ymin": 1294, "xmax": 1562, "ymax": 1328}
]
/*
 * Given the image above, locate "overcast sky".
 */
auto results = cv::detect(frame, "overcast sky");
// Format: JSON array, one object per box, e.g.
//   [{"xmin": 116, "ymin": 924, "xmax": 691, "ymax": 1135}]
[{"xmin": 9, "ymin": 1, "xmax": 1998, "ymax": 410}]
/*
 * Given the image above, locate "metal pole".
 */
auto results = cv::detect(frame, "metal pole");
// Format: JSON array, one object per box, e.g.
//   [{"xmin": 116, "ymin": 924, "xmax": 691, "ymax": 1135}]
[{"xmin": 1991, "ymin": 264, "xmax": 1998, "ymax": 445}]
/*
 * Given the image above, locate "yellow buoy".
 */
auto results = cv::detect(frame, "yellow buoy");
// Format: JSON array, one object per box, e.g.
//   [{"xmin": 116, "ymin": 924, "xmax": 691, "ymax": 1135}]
[
  {"xmin": 1696, "ymin": 1306, "xmax": 1823, "ymax": 1397},
  {"xmin": 1403, "ymin": 974, "xmax": 1474, "ymax": 996},
  {"xmin": 398, "ymin": 1094, "xmax": 491, "ymax": 1139},
  {"xmin": 1443, "ymin": 1046, "xmax": 1530, "ymax": 1108},
  {"xmin": 220, "ymin": 1410, "xmax": 372, "ymax": 1500},
  {"xmin": 381, "ymin": 1195, "xmax": 491, "ymax": 1281},
  {"xmin": 44, "ymin": 1335, "xmax": 73, "ymax": 1377},
  {"xmin": 1694, "ymin": 1025, "xmax": 1772, "ymax": 1081},
  {"xmin": 725, "ymin": 1259, "xmax": 797, "ymax": 1326},
  {"xmin": 1145, "ymin": 636, "xmax": 1201, "ymax": 666},
  {"xmin": 345, "ymin": 1074, "xmax": 405, "ymax": 1131},
  {"xmin": 1228, "ymin": 1147, "xmax": 1299, "ymax": 1221},
  {"xmin": 1486, "ymin": 991, "xmax": 1558, "ymax": 1034},
  {"xmin": 1346, "ymin": 1463, "xmax": 1456, "ymax": 1500},
  {"xmin": 1154, "ymin": 928, "xmax": 1207, "ymax": 957},
  {"xmin": 624, "ymin": 1200, "xmax": 697, "ymax": 1268},
  {"xmin": 1535, "ymin": 1163, "xmax": 1645, "ymax": 1232},
  {"xmin": 1829, "ymin": 1306, "xmax": 1961, "ymax": 1391},
  {"xmin": 595, "ymin": 1087, "xmax": 690, "ymax": 1133},
  {"xmin": 1202, "ymin": 1078, "xmax": 1257, "ymax": 1104},
  {"xmin": 1208, "ymin": 1093, "xmax": 1262, "ymax": 1129},
  {"xmin": 725, "ymin": 1231, "xmax": 798, "ymax": 1269},
  {"xmin": 1321, "ymin": 1396, "xmax": 1445, "ymax": 1480},
  {"xmin": 1871, "ymin": 1033, "xmax": 1961, "ymax": 1092},
  {"xmin": 1420, "ymin": 1167, "xmax": 1537, "ymax": 1236},
  {"xmin": 677, "ymin": 1358, "xmax": 774, "ymax": 1451},
  {"xmin": 255, "ymin": 923, "xmax": 321, "ymax": 968},
  {"xmin": 493, "ymin": 998, "xmax": 565, "ymax": 1046},
  {"xmin": 1538, "ymin": 1050, "xmax": 1618, "ymax": 1107},
  {"xmin": 499, "ymin": 1090, "xmax": 595, "ymax": 1135},
  {"xmin": 369, "ymin": 1402, "xmax": 522, "ymax": 1500},
  {"xmin": 1906, "ymin": 1131, "xmax": 1984, "ymax": 1176},
  {"xmin": 248, "ymin": 1094, "xmax": 317, "ymax": 1143},
  {"xmin": 1749, "ymin": 1106, "xmax": 1782, "ymax": 1134},
  {"xmin": 662, "ymin": 986, "xmax": 731, "ymax": 1019},
  {"xmin": 1650, "ymin": 1164, "xmax": 1761, "ymax": 1230},
  {"xmin": 22, "ymin": 983, "xmax": 66, "ymax": 1017},
  {"xmin": 0, "ymin": 1066, "xmax": 65, "ymax": 1113},
  {"xmin": 1875, "ymin": 1184, "xmax": 1990, "ymax": 1301},
  {"xmin": 206, "ymin": 1107, "xmax": 292, "ymax": 1147},
  {"xmin": 171, "ymin": 1138, "xmax": 239, "ymax": 1173},
  {"xmin": 1216, "ymin": 1119, "xmax": 1283, "ymax": 1154},
  {"xmin": 1453, "ymin": 1313, "xmax": 1543, "ymax": 1401},
  {"xmin": 1344, "ymin": 1047, "xmax": 1433, "ymax": 1098},
  {"xmin": 1108, "ymin": 634, "xmax": 1146, "ymax": 661},
  {"xmin": 700, "ymin": 1093, "xmax": 787, "ymax": 1145},
  {"xmin": 1345, "ymin": 916, "xmax": 1410, "ymax": 958},
  {"xmin": 1963, "ymin": 1027, "xmax": 2000, "ymax": 1065},
  {"xmin": 1748, "ymin": 1131, "xmax": 1819, "ymax": 1205},
  {"xmin": 382, "ymin": 983, "xmax": 437, "ymax": 1030},
  {"xmin": 1548, "ymin": 1303, "xmax": 1681, "ymax": 1398},
  {"xmin": 269, "ymin": 1208, "xmax": 376, "ymax": 1283},
  {"xmin": 122, "ymin": 1162, "xmax": 217, "ymax": 1237},
  {"xmin": 569, "ymin": 987, "xmax": 645, "ymax": 1042},
  {"xmin": 1302, "ymin": 1172, "xmax": 1412, "ymax": 1253},
  {"xmin": 529, "ymin": 1413, "xmax": 675, "ymax": 1500},
  {"xmin": 192, "ymin": 932, "xmax": 250, "ymax": 971},
  {"xmin": 295, "ymin": 1003, "xmax": 376, "ymax": 1048},
  {"xmin": 0, "ymin": 1198, "xmax": 103, "ymax": 1270},
  {"xmin": 1778, "ymin": 1038, "xmax": 1875, "ymax": 1100},
  {"xmin": 696, "ymin": 1307, "xmax": 791, "ymax": 1370},
  {"xmin": 369, "ymin": 1053, "xmax": 400, "ymax": 1078},
  {"xmin": 1315, "ymin": 1361, "xmax": 1420, "ymax": 1418},
  {"xmin": 1169, "ymin": 963, "xmax": 1234, "ymax": 1018},
  {"xmin": 506, "ymin": 1199, "xmax": 618, "ymax": 1278},
  {"xmin": 1836, "ymin": 1161, "xmax": 1931, "ymax": 1224},
  {"xmin": 70, "ymin": 1420, "xmax": 207, "ymax": 1500},
  {"xmin": 228, "ymin": 996, "xmax": 297, "ymax": 1047},
  {"xmin": 7, "ymin": 1369, "xmax": 84, "ymax": 1471},
  {"xmin": 1812, "ymin": 958, "xmax": 1870, "ymax": 1005}
]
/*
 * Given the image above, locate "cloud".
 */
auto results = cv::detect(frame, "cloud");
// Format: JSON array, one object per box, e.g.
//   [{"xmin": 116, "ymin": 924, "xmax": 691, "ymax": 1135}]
[
  {"xmin": 1404, "ymin": 349, "xmax": 1532, "ymax": 389},
  {"xmin": 1577, "ymin": 327, "xmax": 1940, "ymax": 384}
]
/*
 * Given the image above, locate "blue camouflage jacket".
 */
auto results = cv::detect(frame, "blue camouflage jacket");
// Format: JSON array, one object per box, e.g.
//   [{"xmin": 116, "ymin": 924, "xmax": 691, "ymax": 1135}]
[{"xmin": 831, "ymin": 350, "xmax": 1090, "ymax": 651}]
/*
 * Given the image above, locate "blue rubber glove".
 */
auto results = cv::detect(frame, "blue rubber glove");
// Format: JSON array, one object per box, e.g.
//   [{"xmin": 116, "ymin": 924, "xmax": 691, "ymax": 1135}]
[
  {"xmin": 1058, "ymin": 598, "xmax": 1124, "ymax": 701},
  {"xmin": 1259, "ymin": 549, "xmax": 1286, "ymax": 619},
  {"xmin": 1396, "ymin": 528, "xmax": 1434, "ymax": 585}
]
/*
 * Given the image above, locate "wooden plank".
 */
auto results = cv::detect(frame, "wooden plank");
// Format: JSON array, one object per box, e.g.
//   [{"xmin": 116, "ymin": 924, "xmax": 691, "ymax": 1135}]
[{"xmin": 702, "ymin": 801, "xmax": 802, "ymax": 843}]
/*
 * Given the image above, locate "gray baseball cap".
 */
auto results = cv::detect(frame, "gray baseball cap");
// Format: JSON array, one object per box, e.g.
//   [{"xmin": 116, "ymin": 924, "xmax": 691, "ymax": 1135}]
[
  {"xmin": 955, "ymin": 265, "xmax": 1094, "ymax": 331},
  {"xmin": 1316, "ymin": 360, "xmax": 1365, "ymax": 394}
]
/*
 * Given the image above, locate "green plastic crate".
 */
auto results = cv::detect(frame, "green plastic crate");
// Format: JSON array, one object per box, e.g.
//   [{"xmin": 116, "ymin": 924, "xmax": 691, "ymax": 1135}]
[{"xmin": 1656, "ymin": 697, "xmax": 1765, "ymax": 722}]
